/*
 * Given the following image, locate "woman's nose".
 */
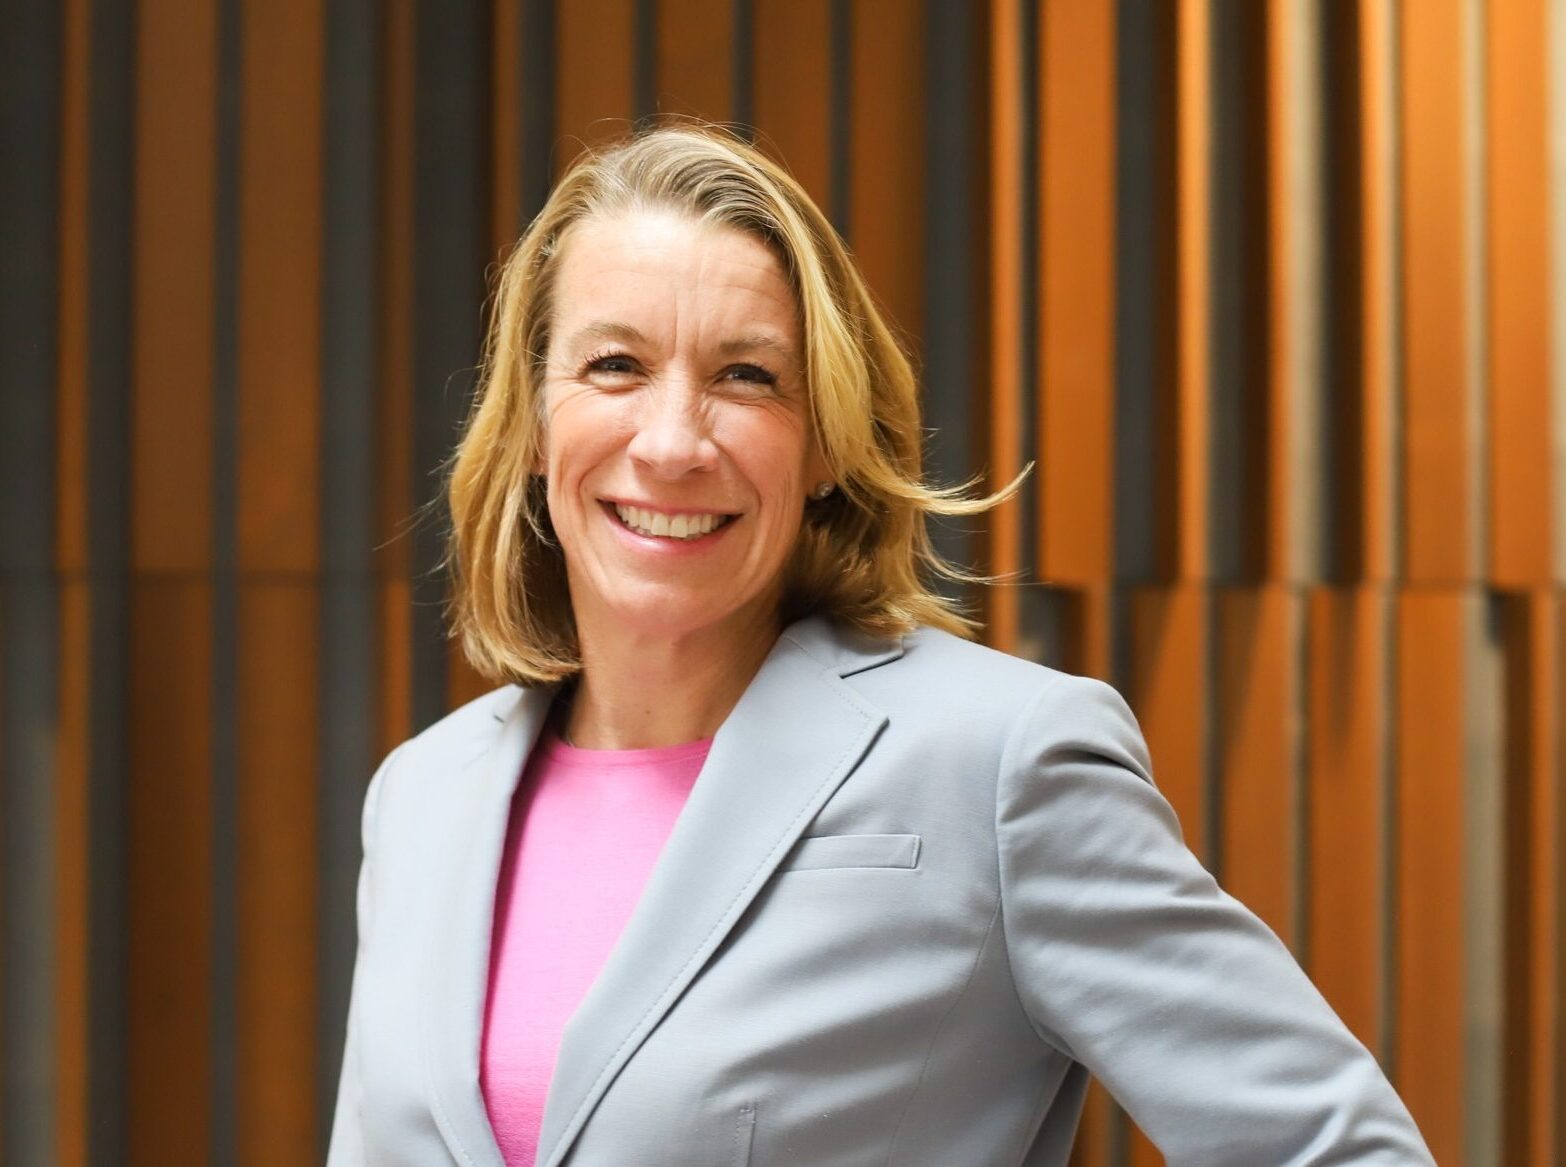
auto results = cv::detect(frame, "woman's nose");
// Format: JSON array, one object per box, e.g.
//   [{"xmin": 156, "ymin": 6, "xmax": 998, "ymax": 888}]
[{"xmin": 625, "ymin": 382, "xmax": 718, "ymax": 478}]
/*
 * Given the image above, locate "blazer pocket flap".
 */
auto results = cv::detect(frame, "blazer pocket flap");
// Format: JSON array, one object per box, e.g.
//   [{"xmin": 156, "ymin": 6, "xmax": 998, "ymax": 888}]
[{"xmin": 781, "ymin": 832, "xmax": 921, "ymax": 872}]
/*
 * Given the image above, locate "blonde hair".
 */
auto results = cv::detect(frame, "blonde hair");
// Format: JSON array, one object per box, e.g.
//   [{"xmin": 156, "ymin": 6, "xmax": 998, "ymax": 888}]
[{"xmin": 447, "ymin": 122, "xmax": 1013, "ymax": 684}]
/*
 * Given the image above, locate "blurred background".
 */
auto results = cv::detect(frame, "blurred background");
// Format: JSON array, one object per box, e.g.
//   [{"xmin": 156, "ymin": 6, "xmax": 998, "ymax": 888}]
[{"xmin": 0, "ymin": 0, "xmax": 1561, "ymax": 1164}]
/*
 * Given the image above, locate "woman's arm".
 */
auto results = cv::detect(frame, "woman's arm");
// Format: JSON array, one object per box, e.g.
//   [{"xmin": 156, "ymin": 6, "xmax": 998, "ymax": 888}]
[{"xmin": 996, "ymin": 673, "xmax": 1433, "ymax": 1166}]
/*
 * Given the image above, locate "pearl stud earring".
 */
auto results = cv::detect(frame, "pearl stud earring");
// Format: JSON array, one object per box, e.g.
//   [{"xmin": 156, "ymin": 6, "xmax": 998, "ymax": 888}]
[{"xmin": 810, "ymin": 481, "xmax": 835, "ymax": 500}]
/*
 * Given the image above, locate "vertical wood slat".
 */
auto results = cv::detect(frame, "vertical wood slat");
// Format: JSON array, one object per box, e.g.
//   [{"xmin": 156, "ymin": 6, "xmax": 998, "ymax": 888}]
[
  {"xmin": 235, "ymin": 0, "xmax": 323, "ymax": 1159},
  {"xmin": 1038, "ymin": 0, "xmax": 1115, "ymax": 588},
  {"xmin": 656, "ymin": 0, "xmax": 733, "ymax": 122},
  {"xmin": 847, "ymin": 0, "xmax": 924, "ymax": 348},
  {"xmin": 1305, "ymin": 587, "xmax": 1391, "ymax": 1056},
  {"xmin": 128, "ymin": 0, "xmax": 218, "ymax": 1161},
  {"xmin": 54, "ymin": 0, "xmax": 91, "ymax": 1162},
  {"xmin": 1175, "ymin": 0, "xmax": 1211, "ymax": 583},
  {"xmin": 554, "ymin": 0, "xmax": 636, "ymax": 171},
  {"xmin": 1488, "ymin": 0, "xmax": 1555, "ymax": 588},
  {"xmin": 751, "ymin": 0, "xmax": 832, "ymax": 211},
  {"xmin": 1400, "ymin": 0, "xmax": 1480, "ymax": 584},
  {"xmin": 1265, "ymin": 0, "xmax": 1323, "ymax": 583},
  {"xmin": 1125, "ymin": 589, "xmax": 1212, "ymax": 1167},
  {"xmin": 1214, "ymin": 585, "xmax": 1301, "ymax": 947},
  {"xmin": 1500, "ymin": 590, "xmax": 1563, "ymax": 1166},
  {"xmin": 1356, "ymin": 0, "xmax": 1401, "ymax": 584},
  {"xmin": 378, "ymin": 0, "xmax": 415, "ymax": 756},
  {"xmin": 1393, "ymin": 590, "xmax": 1489, "ymax": 1165},
  {"xmin": 985, "ymin": 0, "xmax": 1024, "ymax": 656}
]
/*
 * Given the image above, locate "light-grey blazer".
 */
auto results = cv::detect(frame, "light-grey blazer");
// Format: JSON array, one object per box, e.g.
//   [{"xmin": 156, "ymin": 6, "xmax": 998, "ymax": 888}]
[{"xmin": 327, "ymin": 616, "xmax": 1432, "ymax": 1167}]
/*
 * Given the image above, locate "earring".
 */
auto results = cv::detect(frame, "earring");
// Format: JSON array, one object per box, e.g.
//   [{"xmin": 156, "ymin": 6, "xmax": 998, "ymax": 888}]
[{"xmin": 810, "ymin": 481, "xmax": 835, "ymax": 500}]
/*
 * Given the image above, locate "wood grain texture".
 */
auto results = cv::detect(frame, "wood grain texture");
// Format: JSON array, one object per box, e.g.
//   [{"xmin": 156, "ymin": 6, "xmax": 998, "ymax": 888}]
[
  {"xmin": 984, "ymin": 0, "xmax": 1025, "ymax": 655},
  {"xmin": 1487, "ymin": 0, "xmax": 1555, "ymax": 587},
  {"xmin": 848, "ymin": 0, "xmax": 925, "ymax": 347},
  {"xmin": 1215, "ymin": 585, "xmax": 1301, "ymax": 947},
  {"xmin": 131, "ymin": 0, "xmax": 217, "ymax": 573},
  {"xmin": 1039, "ymin": 0, "xmax": 1115, "ymax": 586},
  {"xmin": 555, "ymin": 0, "xmax": 636, "ymax": 168},
  {"xmin": 1305, "ymin": 586, "xmax": 1390, "ymax": 1055},
  {"xmin": 1399, "ymin": 0, "xmax": 1478, "ymax": 583},
  {"xmin": 1393, "ymin": 589, "xmax": 1473, "ymax": 1163},
  {"xmin": 751, "ymin": 0, "xmax": 832, "ymax": 210},
  {"xmin": 128, "ymin": 582, "xmax": 213, "ymax": 1167},
  {"xmin": 656, "ymin": 0, "xmax": 733, "ymax": 122}
]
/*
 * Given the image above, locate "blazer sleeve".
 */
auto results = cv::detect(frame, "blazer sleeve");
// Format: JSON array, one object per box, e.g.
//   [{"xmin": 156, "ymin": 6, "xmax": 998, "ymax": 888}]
[
  {"xmin": 325, "ymin": 745, "xmax": 399, "ymax": 1167},
  {"xmin": 995, "ymin": 673, "xmax": 1434, "ymax": 1166}
]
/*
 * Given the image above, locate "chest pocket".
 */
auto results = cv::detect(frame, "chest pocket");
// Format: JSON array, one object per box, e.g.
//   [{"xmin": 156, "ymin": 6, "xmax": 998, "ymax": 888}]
[{"xmin": 778, "ymin": 832, "xmax": 920, "ymax": 872}]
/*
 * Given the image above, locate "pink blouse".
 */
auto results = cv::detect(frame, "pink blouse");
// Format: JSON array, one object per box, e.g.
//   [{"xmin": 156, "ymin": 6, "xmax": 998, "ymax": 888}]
[{"xmin": 479, "ymin": 728, "xmax": 710, "ymax": 1166}]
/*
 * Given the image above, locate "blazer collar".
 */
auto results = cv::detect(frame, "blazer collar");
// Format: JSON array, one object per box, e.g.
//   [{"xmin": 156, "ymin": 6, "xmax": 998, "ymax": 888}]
[{"xmin": 418, "ymin": 617, "xmax": 902, "ymax": 1167}]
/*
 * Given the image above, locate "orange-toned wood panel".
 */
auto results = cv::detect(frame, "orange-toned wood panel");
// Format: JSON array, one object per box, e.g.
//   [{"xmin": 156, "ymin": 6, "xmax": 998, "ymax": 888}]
[
  {"xmin": 1356, "ymin": 0, "xmax": 1399, "ymax": 583},
  {"xmin": 235, "ymin": 0, "xmax": 323, "ymax": 1158},
  {"xmin": 131, "ymin": 0, "xmax": 217, "ymax": 573},
  {"xmin": 1487, "ymin": 0, "xmax": 1555, "ymax": 588},
  {"xmin": 379, "ymin": 0, "xmax": 416, "ymax": 753},
  {"xmin": 1399, "ymin": 0, "xmax": 1477, "ymax": 584},
  {"xmin": 129, "ymin": 2, "xmax": 218, "ymax": 1160},
  {"xmin": 1125, "ymin": 584, "xmax": 1210, "ymax": 859},
  {"xmin": 848, "ymin": 0, "xmax": 925, "ymax": 346},
  {"xmin": 1265, "ymin": 0, "xmax": 1322, "ymax": 583},
  {"xmin": 555, "ymin": 0, "xmax": 637, "ymax": 169},
  {"xmin": 1500, "ymin": 591, "xmax": 1562, "ymax": 1165},
  {"xmin": 984, "ymin": 0, "xmax": 1024, "ymax": 655},
  {"xmin": 1175, "ymin": 0, "xmax": 1211, "ymax": 583},
  {"xmin": 1305, "ymin": 587, "xmax": 1389, "ymax": 1054},
  {"xmin": 237, "ymin": 0, "xmax": 322, "ymax": 575},
  {"xmin": 1215, "ymin": 586, "xmax": 1300, "ymax": 947},
  {"xmin": 1393, "ymin": 589, "xmax": 1473, "ymax": 1164},
  {"xmin": 656, "ymin": 0, "xmax": 733, "ymax": 122},
  {"xmin": 55, "ymin": 583, "xmax": 90, "ymax": 1167},
  {"xmin": 128, "ymin": 583, "xmax": 213, "ymax": 1167},
  {"xmin": 237, "ymin": 588, "xmax": 318, "ymax": 1164},
  {"xmin": 1039, "ymin": 0, "xmax": 1115, "ymax": 586},
  {"xmin": 751, "ymin": 0, "xmax": 831, "ymax": 211},
  {"xmin": 55, "ymin": 0, "xmax": 93, "ymax": 1158}
]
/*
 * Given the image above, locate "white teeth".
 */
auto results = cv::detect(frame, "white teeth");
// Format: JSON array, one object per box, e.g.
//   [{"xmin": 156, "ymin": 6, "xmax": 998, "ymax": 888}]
[{"xmin": 612, "ymin": 504, "xmax": 728, "ymax": 540}]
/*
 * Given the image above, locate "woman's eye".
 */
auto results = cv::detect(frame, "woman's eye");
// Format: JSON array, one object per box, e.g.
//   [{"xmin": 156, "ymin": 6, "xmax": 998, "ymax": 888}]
[
  {"xmin": 584, "ymin": 353, "xmax": 638, "ymax": 377},
  {"xmin": 724, "ymin": 363, "xmax": 778, "ymax": 388}
]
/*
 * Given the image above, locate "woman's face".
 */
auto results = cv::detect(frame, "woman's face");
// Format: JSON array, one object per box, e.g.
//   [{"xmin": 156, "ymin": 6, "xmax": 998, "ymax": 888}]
[{"xmin": 539, "ymin": 209, "xmax": 827, "ymax": 647}]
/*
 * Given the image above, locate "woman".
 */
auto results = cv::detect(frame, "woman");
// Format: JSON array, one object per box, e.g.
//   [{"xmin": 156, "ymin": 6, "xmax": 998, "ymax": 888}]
[{"xmin": 327, "ymin": 125, "xmax": 1431, "ymax": 1166}]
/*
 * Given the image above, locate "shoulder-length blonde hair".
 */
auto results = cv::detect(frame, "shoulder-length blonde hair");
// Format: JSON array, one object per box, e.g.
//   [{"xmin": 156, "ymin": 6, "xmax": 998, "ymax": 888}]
[{"xmin": 447, "ymin": 122, "xmax": 1011, "ymax": 685}]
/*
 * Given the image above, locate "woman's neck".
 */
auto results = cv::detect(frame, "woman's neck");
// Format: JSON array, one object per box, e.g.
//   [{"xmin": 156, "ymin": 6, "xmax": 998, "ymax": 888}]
[{"xmin": 562, "ymin": 607, "xmax": 783, "ymax": 749}]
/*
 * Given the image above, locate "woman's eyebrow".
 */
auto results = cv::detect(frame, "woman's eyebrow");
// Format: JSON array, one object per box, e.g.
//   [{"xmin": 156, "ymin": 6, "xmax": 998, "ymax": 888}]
[
  {"xmin": 716, "ymin": 334, "xmax": 799, "ymax": 363},
  {"xmin": 564, "ymin": 321, "xmax": 650, "ymax": 352}
]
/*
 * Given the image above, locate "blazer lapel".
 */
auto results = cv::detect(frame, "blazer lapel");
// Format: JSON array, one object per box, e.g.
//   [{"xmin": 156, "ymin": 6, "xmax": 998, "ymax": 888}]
[
  {"xmin": 420, "ymin": 683, "xmax": 555, "ymax": 1167},
  {"xmin": 536, "ymin": 619, "xmax": 900, "ymax": 1167}
]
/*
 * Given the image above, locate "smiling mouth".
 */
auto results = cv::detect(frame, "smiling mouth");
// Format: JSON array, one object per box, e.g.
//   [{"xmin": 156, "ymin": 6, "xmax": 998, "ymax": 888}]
[{"xmin": 611, "ymin": 503, "xmax": 737, "ymax": 541}]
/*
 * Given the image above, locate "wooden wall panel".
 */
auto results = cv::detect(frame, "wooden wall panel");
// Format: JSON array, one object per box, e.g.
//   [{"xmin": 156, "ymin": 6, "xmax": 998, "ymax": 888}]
[
  {"xmin": 1488, "ymin": 0, "xmax": 1556, "ymax": 588},
  {"xmin": 234, "ymin": 0, "xmax": 323, "ymax": 1160},
  {"xmin": 656, "ymin": 0, "xmax": 733, "ymax": 123},
  {"xmin": 1215, "ymin": 585, "xmax": 1301, "ymax": 946},
  {"xmin": 555, "ymin": 0, "xmax": 636, "ymax": 167},
  {"xmin": 848, "ymin": 0, "xmax": 924, "ymax": 345},
  {"xmin": 1175, "ymin": 0, "xmax": 1212, "ymax": 582},
  {"xmin": 377, "ymin": 0, "xmax": 416, "ymax": 755},
  {"xmin": 1393, "ymin": 590, "xmax": 1485, "ymax": 1164},
  {"xmin": 1400, "ymin": 0, "xmax": 1480, "ymax": 583},
  {"xmin": 752, "ymin": 0, "xmax": 831, "ymax": 210},
  {"xmin": 1039, "ymin": 0, "xmax": 1115, "ymax": 587},
  {"xmin": 1305, "ymin": 587, "xmax": 1390, "ymax": 1055}
]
